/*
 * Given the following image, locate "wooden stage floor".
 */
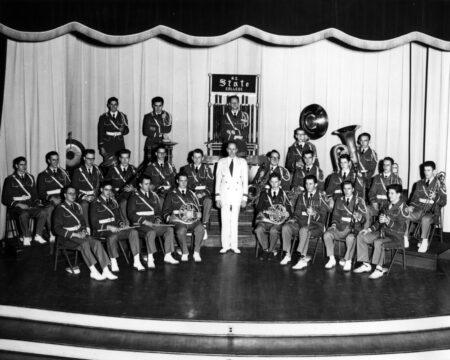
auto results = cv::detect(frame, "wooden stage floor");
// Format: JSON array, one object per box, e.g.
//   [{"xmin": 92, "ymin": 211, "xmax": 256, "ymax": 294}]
[{"xmin": 1, "ymin": 245, "xmax": 450, "ymax": 323}]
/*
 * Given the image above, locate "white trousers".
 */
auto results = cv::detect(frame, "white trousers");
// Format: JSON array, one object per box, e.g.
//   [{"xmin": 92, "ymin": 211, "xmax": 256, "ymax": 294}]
[{"xmin": 220, "ymin": 202, "xmax": 241, "ymax": 249}]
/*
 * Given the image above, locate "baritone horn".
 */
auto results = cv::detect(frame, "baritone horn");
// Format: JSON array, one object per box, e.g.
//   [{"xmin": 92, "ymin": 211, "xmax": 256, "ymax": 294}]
[{"xmin": 330, "ymin": 125, "xmax": 360, "ymax": 172}]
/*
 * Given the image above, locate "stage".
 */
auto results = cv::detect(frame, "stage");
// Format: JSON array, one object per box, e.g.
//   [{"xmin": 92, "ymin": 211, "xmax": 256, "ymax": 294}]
[{"xmin": 1, "ymin": 243, "xmax": 450, "ymax": 359}]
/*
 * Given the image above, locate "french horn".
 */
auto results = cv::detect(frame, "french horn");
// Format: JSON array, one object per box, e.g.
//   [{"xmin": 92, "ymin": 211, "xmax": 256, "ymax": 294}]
[
  {"xmin": 171, "ymin": 203, "xmax": 200, "ymax": 225},
  {"xmin": 258, "ymin": 204, "xmax": 290, "ymax": 225}
]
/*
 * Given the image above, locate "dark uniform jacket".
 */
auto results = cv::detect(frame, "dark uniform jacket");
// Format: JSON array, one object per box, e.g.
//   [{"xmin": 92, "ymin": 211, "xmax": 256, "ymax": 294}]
[
  {"xmin": 255, "ymin": 188, "xmax": 292, "ymax": 223},
  {"xmin": 370, "ymin": 200, "xmax": 410, "ymax": 243},
  {"xmin": 330, "ymin": 195, "xmax": 367, "ymax": 232},
  {"xmin": 53, "ymin": 201, "xmax": 87, "ymax": 239},
  {"xmin": 89, "ymin": 196, "xmax": 124, "ymax": 234},
  {"xmin": 285, "ymin": 141, "xmax": 319, "ymax": 172},
  {"xmin": 252, "ymin": 165, "xmax": 291, "ymax": 191},
  {"xmin": 127, "ymin": 189, "xmax": 163, "ymax": 225},
  {"xmin": 220, "ymin": 110, "xmax": 249, "ymax": 154},
  {"xmin": 291, "ymin": 165, "xmax": 325, "ymax": 191},
  {"xmin": 71, "ymin": 165, "xmax": 103, "ymax": 200},
  {"xmin": 162, "ymin": 188, "xmax": 200, "ymax": 222},
  {"xmin": 106, "ymin": 165, "xmax": 137, "ymax": 194},
  {"xmin": 97, "ymin": 111, "xmax": 129, "ymax": 155},
  {"xmin": 143, "ymin": 162, "xmax": 176, "ymax": 193},
  {"xmin": 357, "ymin": 147, "xmax": 378, "ymax": 179},
  {"xmin": 37, "ymin": 167, "xmax": 71, "ymax": 202},
  {"xmin": 183, "ymin": 163, "xmax": 214, "ymax": 197},
  {"xmin": 368, "ymin": 173, "xmax": 402, "ymax": 207},
  {"xmin": 326, "ymin": 170, "xmax": 364, "ymax": 200},
  {"xmin": 142, "ymin": 111, "xmax": 172, "ymax": 150},
  {"xmin": 291, "ymin": 190, "xmax": 329, "ymax": 228},
  {"xmin": 409, "ymin": 177, "xmax": 447, "ymax": 221},
  {"xmin": 2, "ymin": 172, "xmax": 39, "ymax": 207}
]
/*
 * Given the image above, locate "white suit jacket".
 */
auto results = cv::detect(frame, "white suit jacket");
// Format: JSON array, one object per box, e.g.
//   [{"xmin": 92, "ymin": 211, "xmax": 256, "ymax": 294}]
[{"xmin": 215, "ymin": 156, "xmax": 248, "ymax": 204}]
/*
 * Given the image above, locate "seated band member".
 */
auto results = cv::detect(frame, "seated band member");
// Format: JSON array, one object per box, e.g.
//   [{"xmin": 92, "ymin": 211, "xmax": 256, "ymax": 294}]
[
  {"xmin": 326, "ymin": 154, "xmax": 364, "ymax": 202},
  {"xmin": 354, "ymin": 184, "xmax": 411, "ymax": 279},
  {"xmin": 357, "ymin": 132, "xmax": 378, "ymax": 182},
  {"xmin": 291, "ymin": 149, "xmax": 325, "ymax": 192},
  {"xmin": 53, "ymin": 186, "xmax": 117, "ymax": 281},
  {"xmin": 183, "ymin": 148, "xmax": 214, "ymax": 231},
  {"xmin": 71, "ymin": 149, "xmax": 103, "ymax": 233},
  {"xmin": 220, "ymin": 95, "xmax": 249, "ymax": 157},
  {"xmin": 142, "ymin": 96, "xmax": 172, "ymax": 160},
  {"xmin": 37, "ymin": 151, "xmax": 71, "ymax": 237},
  {"xmin": 368, "ymin": 157, "xmax": 402, "ymax": 220},
  {"xmin": 254, "ymin": 173, "xmax": 292, "ymax": 261},
  {"xmin": 163, "ymin": 173, "xmax": 205, "ymax": 262},
  {"xmin": 106, "ymin": 149, "xmax": 136, "ymax": 220},
  {"xmin": 285, "ymin": 175, "xmax": 330, "ymax": 269},
  {"xmin": 143, "ymin": 145, "xmax": 176, "ymax": 204},
  {"xmin": 90, "ymin": 181, "xmax": 144, "ymax": 272},
  {"xmin": 127, "ymin": 175, "xmax": 178, "ymax": 269},
  {"xmin": 98, "ymin": 97, "xmax": 129, "ymax": 162},
  {"xmin": 285, "ymin": 127, "xmax": 319, "ymax": 173},
  {"xmin": 323, "ymin": 180, "xmax": 367, "ymax": 271},
  {"xmin": 252, "ymin": 150, "xmax": 291, "ymax": 192},
  {"xmin": 407, "ymin": 161, "xmax": 447, "ymax": 253},
  {"xmin": 1, "ymin": 157, "xmax": 48, "ymax": 246}
]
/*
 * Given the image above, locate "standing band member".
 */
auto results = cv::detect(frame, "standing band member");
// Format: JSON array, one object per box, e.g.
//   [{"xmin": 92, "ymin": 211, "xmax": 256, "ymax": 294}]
[
  {"xmin": 90, "ymin": 181, "xmax": 144, "ymax": 272},
  {"xmin": 254, "ymin": 173, "xmax": 292, "ymax": 261},
  {"xmin": 215, "ymin": 141, "xmax": 248, "ymax": 253},
  {"xmin": 184, "ymin": 148, "xmax": 214, "ymax": 232},
  {"xmin": 220, "ymin": 95, "xmax": 249, "ymax": 157},
  {"xmin": 127, "ymin": 175, "xmax": 179, "ymax": 269},
  {"xmin": 97, "ymin": 97, "xmax": 129, "ymax": 162},
  {"xmin": 163, "ymin": 173, "xmax": 205, "ymax": 262},
  {"xmin": 354, "ymin": 184, "xmax": 410, "ymax": 279},
  {"xmin": 53, "ymin": 186, "xmax": 117, "ymax": 281},
  {"xmin": 357, "ymin": 132, "xmax": 378, "ymax": 182},
  {"xmin": 2, "ymin": 157, "xmax": 48, "ymax": 246},
  {"xmin": 407, "ymin": 161, "xmax": 447, "ymax": 253},
  {"xmin": 71, "ymin": 149, "xmax": 103, "ymax": 231},
  {"xmin": 285, "ymin": 127, "xmax": 319, "ymax": 173},
  {"xmin": 291, "ymin": 149, "xmax": 325, "ymax": 192},
  {"xmin": 142, "ymin": 96, "xmax": 172, "ymax": 160}
]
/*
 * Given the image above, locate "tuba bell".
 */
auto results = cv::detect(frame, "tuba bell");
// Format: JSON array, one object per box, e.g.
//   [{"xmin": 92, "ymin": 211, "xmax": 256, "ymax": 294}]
[
  {"xmin": 330, "ymin": 125, "xmax": 360, "ymax": 172},
  {"xmin": 299, "ymin": 104, "xmax": 328, "ymax": 140}
]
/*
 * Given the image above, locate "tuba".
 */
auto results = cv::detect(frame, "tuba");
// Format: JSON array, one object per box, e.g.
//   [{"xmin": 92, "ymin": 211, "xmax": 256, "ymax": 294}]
[{"xmin": 330, "ymin": 125, "xmax": 360, "ymax": 172}]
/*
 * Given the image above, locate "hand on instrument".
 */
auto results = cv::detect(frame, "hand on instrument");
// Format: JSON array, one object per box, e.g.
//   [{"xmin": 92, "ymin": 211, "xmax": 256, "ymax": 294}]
[
  {"xmin": 407, "ymin": 206, "xmax": 414, "ymax": 212},
  {"xmin": 240, "ymin": 200, "xmax": 247, "ymax": 208},
  {"xmin": 84, "ymin": 195, "xmax": 94, "ymax": 202},
  {"xmin": 16, "ymin": 203, "xmax": 29, "ymax": 210},
  {"xmin": 49, "ymin": 196, "xmax": 61, "ymax": 206},
  {"xmin": 107, "ymin": 225, "xmax": 120, "ymax": 233},
  {"xmin": 143, "ymin": 220, "xmax": 153, "ymax": 227},
  {"xmin": 372, "ymin": 202, "xmax": 379, "ymax": 211},
  {"xmin": 196, "ymin": 192, "xmax": 204, "ymax": 199},
  {"xmin": 196, "ymin": 211, "xmax": 202, "ymax": 219},
  {"xmin": 155, "ymin": 218, "xmax": 162, "ymax": 224},
  {"xmin": 379, "ymin": 214, "xmax": 388, "ymax": 224},
  {"xmin": 74, "ymin": 231, "xmax": 86, "ymax": 239},
  {"xmin": 353, "ymin": 213, "xmax": 362, "ymax": 222},
  {"xmin": 359, "ymin": 228, "xmax": 371, "ymax": 236},
  {"xmin": 216, "ymin": 200, "xmax": 222, "ymax": 209},
  {"xmin": 306, "ymin": 207, "xmax": 316, "ymax": 217}
]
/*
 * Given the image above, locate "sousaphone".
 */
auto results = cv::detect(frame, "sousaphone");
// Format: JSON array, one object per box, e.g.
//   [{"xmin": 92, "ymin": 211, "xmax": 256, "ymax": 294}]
[{"xmin": 299, "ymin": 104, "xmax": 328, "ymax": 140}]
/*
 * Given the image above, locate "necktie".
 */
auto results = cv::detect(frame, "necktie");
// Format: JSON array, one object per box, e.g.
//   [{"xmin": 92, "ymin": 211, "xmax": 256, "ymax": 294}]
[
  {"xmin": 299, "ymin": 145, "xmax": 303, "ymax": 150},
  {"xmin": 346, "ymin": 198, "xmax": 350, "ymax": 206},
  {"xmin": 182, "ymin": 190, "xmax": 186, "ymax": 196},
  {"xmin": 106, "ymin": 199, "xmax": 110, "ymax": 205},
  {"xmin": 88, "ymin": 168, "xmax": 92, "ymax": 176},
  {"xmin": 307, "ymin": 193, "xmax": 312, "ymax": 207},
  {"xmin": 113, "ymin": 113, "xmax": 116, "ymax": 119},
  {"xmin": 53, "ymin": 169, "xmax": 57, "ymax": 175},
  {"xmin": 272, "ymin": 191, "xmax": 276, "ymax": 198},
  {"xmin": 271, "ymin": 167, "xmax": 275, "ymax": 173},
  {"xmin": 195, "ymin": 167, "xmax": 199, "ymax": 173},
  {"xmin": 306, "ymin": 167, "xmax": 310, "ymax": 173},
  {"xmin": 342, "ymin": 172, "xmax": 347, "ymax": 180},
  {"xmin": 122, "ymin": 167, "xmax": 126, "ymax": 174},
  {"xmin": 426, "ymin": 180, "xmax": 430, "ymax": 187},
  {"xmin": 159, "ymin": 162, "xmax": 163, "ymax": 168},
  {"xmin": 229, "ymin": 159, "xmax": 234, "ymax": 176}
]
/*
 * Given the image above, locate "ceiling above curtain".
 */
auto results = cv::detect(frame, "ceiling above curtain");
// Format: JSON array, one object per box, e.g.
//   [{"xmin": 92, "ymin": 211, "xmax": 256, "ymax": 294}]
[{"xmin": 1, "ymin": 0, "xmax": 450, "ymax": 50}]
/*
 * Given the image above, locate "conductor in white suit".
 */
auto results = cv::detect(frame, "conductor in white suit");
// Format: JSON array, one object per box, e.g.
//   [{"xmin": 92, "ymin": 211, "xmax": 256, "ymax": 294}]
[{"xmin": 215, "ymin": 141, "xmax": 248, "ymax": 253}]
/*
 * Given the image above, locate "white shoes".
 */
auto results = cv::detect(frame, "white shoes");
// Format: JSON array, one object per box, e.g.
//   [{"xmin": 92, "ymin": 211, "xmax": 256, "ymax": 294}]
[
  {"xmin": 353, "ymin": 262, "xmax": 372, "ymax": 273},
  {"xmin": 369, "ymin": 267, "xmax": 387, "ymax": 280},
  {"xmin": 110, "ymin": 258, "xmax": 119, "ymax": 273},
  {"xmin": 102, "ymin": 267, "xmax": 118, "ymax": 280},
  {"xmin": 280, "ymin": 254, "xmax": 291, "ymax": 265},
  {"xmin": 418, "ymin": 239, "xmax": 429, "ymax": 253},
  {"xmin": 133, "ymin": 260, "xmax": 145, "ymax": 272},
  {"xmin": 49, "ymin": 233, "xmax": 56, "ymax": 243},
  {"xmin": 404, "ymin": 235, "xmax": 410, "ymax": 248},
  {"xmin": 325, "ymin": 256, "xmax": 336, "ymax": 269},
  {"xmin": 231, "ymin": 248, "xmax": 241, "ymax": 254},
  {"xmin": 339, "ymin": 259, "xmax": 346, "ymax": 267},
  {"xmin": 164, "ymin": 253, "xmax": 179, "ymax": 264},
  {"xmin": 181, "ymin": 254, "xmax": 189, "ymax": 262},
  {"xmin": 193, "ymin": 252, "xmax": 202, "ymax": 262},
  {"xmin": 343, "ymin": 260, "xmax": 352, "ymax": 272},
  {"xmin": 22, "ymin": 237, "xmax": 32, "ymax": 246},
  {"xmin": 34, "ymin": 234, "xmax": 46, "ymax": 244},
  {"xmin": 90, "ymin": 270, "xmax": 106, "ymax": 281},
  {"xmin": 219, "ymin": 248, "xmax": 230, "ymax": 254},
  {"xmin": 65, "ymin": 266, "xmax": 80, "ymax": 275},
  {"xmin": 292, "ymin": 258, "xmax": 308, "ymax": 270},
  {"xmin": 147, "ymin": 259, "xmax": 155, "ymax": 269}
]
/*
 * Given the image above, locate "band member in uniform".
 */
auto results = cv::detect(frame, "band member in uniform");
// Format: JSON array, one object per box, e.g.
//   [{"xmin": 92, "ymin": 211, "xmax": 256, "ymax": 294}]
[
  {"xmin": 367, "ymin": 157, "xmax": 402, "ymax": 223},
  {"xmin": 215, "ymin": 141, "xmax": 248, "ymax": 253},
  {"xmin": 285, "ymin": 128, "xmax": 319, "ymax": 173},
  {"xmin": 143, "ymin": 145, "xmax": 176, "ymax": 204},
  {"xmin": 354, "ymin": 184, "xmax": 410, "ymax": 279},
  {"xmin": 326, "ymin": 154, "xmax": 364, "ymax": 202},
  {"xmin": 127, "ymin": 175, "xmax": 179, "ymax": 269},
  {"xmin": 2, "ymin": 157, "xmax": 48, "ymax": 246},
  {"xmin": 90, "ymin": 181, "xmax": 144, "ymax": 272},
  {"xmin": 183, "ymin": 148, "xmax": 214, "ymax": 232},
  {"xmin": 284, "ymin": 175, "xmax": 329, "ymax": 269},
  {"xmin": 37, "ymin": 151, "xmax": 71, "ymax": 236},
  {"xmin": 105, "ymin": 149, "xmax": 137, "ymax": 219},
  {"xmin": 357, "ymin": 132, "xmax": 378, "ymax": 183},
  {"xmin": 254, "ymin": 173, "xmax": 292, "ymax": 260},
  {"xmin": 53, "ymin": 186, "xmax": 117, "ymax": 281},
  {"xmin": 71, "ymin": 149, "xmax": 103, "ymax": 231},
  {"xmin": 407, "ymin": 161, "xmax": 447, "ymax": 253},
  {"xmin": 291, "ymin": 149, "xmax": 325, "ymax": 192},
  {"xmin": 142, "ymin": 96, "xmax": 172, "ymax": 160},
  {"xmin": 163, "ymin": 173, "xmax": 205, "ymax": 262},
  {"xmin": 252, "ymin": 150, "xmax": 291, "ymax": 192},
  {"xmin": 323, "ymin": 180, "xmax": 368, "ymax": 271},
  {"xmin": 220, "ymin": 95, "xmax": 249, "ymax": 157},
  {"xmin": 97, "ymin": 97, "xmax": 129, "ymax": 162}
]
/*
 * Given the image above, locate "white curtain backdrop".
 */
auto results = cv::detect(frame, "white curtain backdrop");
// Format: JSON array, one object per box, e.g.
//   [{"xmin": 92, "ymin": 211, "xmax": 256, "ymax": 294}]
[{"xmin": 1, "ymin": 34, "xmax": 449, "ymax": 234}]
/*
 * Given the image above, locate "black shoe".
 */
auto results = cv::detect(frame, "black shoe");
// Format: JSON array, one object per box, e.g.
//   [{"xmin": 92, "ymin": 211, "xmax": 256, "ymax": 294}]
[{"xmin": 259, "ymin": 250, "xmax": 269, "ymax": 261}]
